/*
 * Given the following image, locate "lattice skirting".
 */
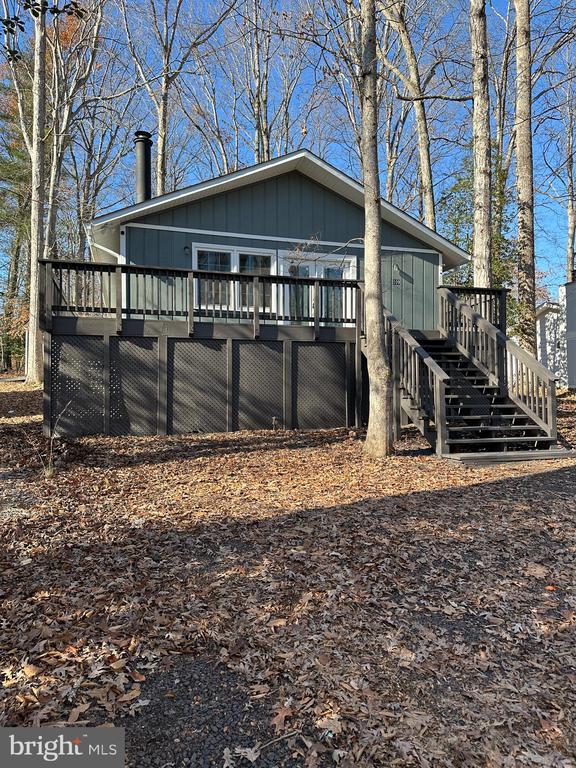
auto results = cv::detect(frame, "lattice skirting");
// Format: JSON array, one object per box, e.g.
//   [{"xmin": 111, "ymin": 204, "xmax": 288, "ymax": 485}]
[{"xmin": 47, "ymin": 335, "xmax": 356, "ymax": 437}]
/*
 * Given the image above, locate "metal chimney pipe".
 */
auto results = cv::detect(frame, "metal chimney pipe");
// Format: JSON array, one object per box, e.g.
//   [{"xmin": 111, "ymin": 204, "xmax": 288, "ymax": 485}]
[{"xmin": 134, "ymin": 130, "xmax": 152, "ymax": 203}]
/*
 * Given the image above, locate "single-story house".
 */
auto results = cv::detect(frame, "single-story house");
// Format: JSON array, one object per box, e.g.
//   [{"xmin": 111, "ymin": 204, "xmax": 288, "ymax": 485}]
[{"xmin": 39, "ymin": 133, "xmax": 561, "ymax": 462}]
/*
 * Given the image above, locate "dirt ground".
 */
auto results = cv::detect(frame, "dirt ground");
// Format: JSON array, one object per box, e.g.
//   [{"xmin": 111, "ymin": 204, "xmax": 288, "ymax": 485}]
[{"xmin": 1, "ymin": 382, "xmax": 575, "ymax": 767}]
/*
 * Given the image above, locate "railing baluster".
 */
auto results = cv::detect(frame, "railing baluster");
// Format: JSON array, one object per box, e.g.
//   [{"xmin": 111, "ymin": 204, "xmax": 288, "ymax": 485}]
[
  {"xmin": 313, "ymin": 279, "xmax": 320, "ymax": 340},
  {"xmin": 115, "ymin": 266, "xmax": 122, "ymax": 334},
  {"xmin": 188, "ymin": 271, "xmax": 194, "ymax": 336},
  {"xmin": 45, "ymin": 262, "xmax": 53, "ymax": 331},
  {"xmin": 253, "ymin": 276, "xmax": 260, "ymax": 339}
]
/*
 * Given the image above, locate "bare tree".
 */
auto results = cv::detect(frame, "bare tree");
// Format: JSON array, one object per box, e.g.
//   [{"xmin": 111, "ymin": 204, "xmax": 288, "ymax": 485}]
[
  {"xmin": 514, "ymin": 0, "xmax": 536, "ymax": 353},
  {"xmin": 360, "ymin": 0, "xmax": 393, "ymax": 456},
  {"xmin": 118, "ymin": 0, "xmax": 234, "ymax": 197},
  {"xmin": 1, "ymin": 0, "xmax": 86, "ymax": 383},
  {"xmin": 540, "ymin": 46, "xmax": 576, "ymax": 285},
  {"xmin": 179, "ymin": 0, "xmax": 321, "ymax": 174},
  {"xmin": 378, "ymin": 0, "xmax": 436, "ymax": 228},
  {"xmin": 488, "ymin": 3, "xmax": 516, "ymax": 265},
  {"xmin": 470, "ymin": 0, "xmax": 492, "ymax": 287},
  {"xmin": 566, "ymin": 78, "xmax": 576, "ymax": 283},
  {"xmin": 43, "ymin": 4, "xmax": 104, "ymax": 259}
]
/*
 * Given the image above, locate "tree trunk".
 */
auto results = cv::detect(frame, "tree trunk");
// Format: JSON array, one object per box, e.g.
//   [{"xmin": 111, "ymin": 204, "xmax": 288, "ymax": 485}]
[
  {"xmin": 470, "ymin": 0, "xmax": 492, "ymax": 287},
  {"xmin": 514, "ymin": 0, "xmax": 536, "ymax": 354},
  {"xmin": 26, "ymin": 10, "xmax": 46, "ymax": 385},
  {"xmin": 567, "ymin": 110, "xmax": 575, "ymax": 283},
  {"xmin": 156, "ymin": 80, "xmax": 169, "ymax": 197},
  {"xmin": 391, "ymin": 4, "xmax": 436, "ymax": 229},
  {"xmin": 361, "ymin": 0, "xmax": 393, "ymax": 457}
]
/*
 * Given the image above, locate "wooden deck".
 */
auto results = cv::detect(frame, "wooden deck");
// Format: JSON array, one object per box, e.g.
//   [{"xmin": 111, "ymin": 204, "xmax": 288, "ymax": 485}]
[{"xmin": 38, "ymin": 259, "xmax": 558, "ymax": 462}]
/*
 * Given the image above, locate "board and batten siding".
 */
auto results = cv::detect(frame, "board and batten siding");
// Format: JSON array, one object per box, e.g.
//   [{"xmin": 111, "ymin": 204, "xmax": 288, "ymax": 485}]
[{"xmin": 124, "ymin": 170, "xmax": 441, "ymax": 330}]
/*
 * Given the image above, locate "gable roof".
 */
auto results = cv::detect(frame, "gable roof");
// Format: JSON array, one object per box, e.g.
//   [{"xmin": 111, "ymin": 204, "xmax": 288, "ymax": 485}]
[
  {"xmin": 92, "ymin": 149, "xmax": 469, "ymax": 268},
  {"xmin": 536, "ymin": 301, "xmax": 561, "ymax": 318}
]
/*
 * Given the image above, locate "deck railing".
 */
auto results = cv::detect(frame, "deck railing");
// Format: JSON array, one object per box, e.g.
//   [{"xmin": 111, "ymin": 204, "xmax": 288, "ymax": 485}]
[
  {"xmin": 383, "ymin": 307, "xmax": 450, "ymax": 455},
  {"xmin": 39, "ymin": 259, "xmax": 358, "ymax": 336},
  {"xmin": 438, "ymin": 286, "xmax": 557, "ymax": 437},
  {"xmin": 446, "ymin": 285, "xmax": 508, "ymax": 334}
]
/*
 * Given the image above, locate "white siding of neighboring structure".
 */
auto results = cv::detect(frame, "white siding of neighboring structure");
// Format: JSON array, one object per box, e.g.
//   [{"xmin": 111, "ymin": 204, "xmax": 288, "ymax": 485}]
[{"xmin": 537, "ymin": 286, "xmax": 568, "ymax": 387}]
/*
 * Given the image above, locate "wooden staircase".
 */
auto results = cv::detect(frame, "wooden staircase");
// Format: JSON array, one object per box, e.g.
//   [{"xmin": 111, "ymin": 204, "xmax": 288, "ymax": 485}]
[
  {"xmin": 420, "ymin": 337, "xmax": 555, "ymax": 456},
  {"xmin": 381, "ymin": 286, "xmax": 571, "ymax": 464}
]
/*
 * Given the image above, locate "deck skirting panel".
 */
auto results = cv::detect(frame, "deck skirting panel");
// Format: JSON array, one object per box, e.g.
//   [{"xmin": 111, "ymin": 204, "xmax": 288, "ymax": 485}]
[{"xmin": 45, "ymin": 324, "xmax": 357, "ymax": 437}]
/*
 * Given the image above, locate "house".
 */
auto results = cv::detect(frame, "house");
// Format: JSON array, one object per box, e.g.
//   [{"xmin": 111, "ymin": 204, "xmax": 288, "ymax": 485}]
[
  {"xmin": 537, "ymin": 282, "xmax": 576, "ymax": 390},
  {"xmin": 39, "ymin": 132, "xmax": 563, "ymax": 462},
  {"xmin": 537, "ymin": 293, "xmax": 567, "ymax": 388}
]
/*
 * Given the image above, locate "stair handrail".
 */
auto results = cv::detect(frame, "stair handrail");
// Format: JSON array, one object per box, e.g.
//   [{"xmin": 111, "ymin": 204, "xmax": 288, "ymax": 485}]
[
  {"xmin": 383, "ymin": 307, "xmax": 450, "ymax": 455},
  {"xmin": 437, "ymin": 286, "xmax": 557, "ymax": 438}
]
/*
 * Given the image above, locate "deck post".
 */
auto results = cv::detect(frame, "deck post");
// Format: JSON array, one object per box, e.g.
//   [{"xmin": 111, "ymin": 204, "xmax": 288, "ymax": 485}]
[
  {"xmin": 392, "ymin": 332, "xmax": 401, "ymax": 441},
  {"xmin": 284, "ymin": 340, "xmax": 293, "ymax": 429},
  {"xmin": 253, "ymin": 276, "xmax": 260, "ymax": 339},
  {"xmin": 38, "ymin": 260, "xmax": 46, "ymax": 331},
  {"xmin": 434, "ymin": 376, "xmax": 448, "ymax": 457},
  {"xmin": 227, "ymin": 338, "xmax": 234, "ymax": 432},
  {"xmin": 103, "ymin": 335, "xmax": 111, "ymax": 435},
  {"xmin": 45, "ymin": 261, "xmax": 53, "ymax": 332},
  {"xmin": 498, "ymin": 288, "xmax": 507, "ymax": 336},
  {"xmin": 187, "ymin": 271, "xmax": 194, "ymax": 336},
  {"xmin": 354, "ymin": 285, "xmax": 363, "ymax": 427},
  {"xmin": 157, "ymin": 334, "xmax": 168, "ymax": 435},
  {"xmin": 42, "ymin": 330, "xmax": 51, "ymax": 437},
  {"xmin": 547, "ymin": 380, "xmax": 557, "ymax": 439},
  {"xmin": 115, "ymin": 266, "xmax": 122, "ymax": 334},
  {"xmin": 313, "ymin": 280, "xmax": 320, "ymax": 340}
]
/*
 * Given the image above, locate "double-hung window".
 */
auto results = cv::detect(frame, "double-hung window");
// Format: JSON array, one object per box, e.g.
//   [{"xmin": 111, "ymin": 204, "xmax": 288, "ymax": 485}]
[
  {"xmin": 239, "ymin": 253, "xmax": 272, "ymax": 313},
  {"xmin": 196, "ymin": 249, "xmax": 232, "ymax": 308},
  {"xmin": 192, "ymin": 245, "xmax": 276, "ymax": 319}
]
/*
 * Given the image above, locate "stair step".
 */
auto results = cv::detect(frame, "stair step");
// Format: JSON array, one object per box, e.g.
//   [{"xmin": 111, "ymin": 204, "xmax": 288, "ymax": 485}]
[
  {"xmin": 445, "ymin": 393, "xmax": 503, "ymax": 400},
  {"xmin": 446, "ymin": 436, "xmax": 553, "ymax": 445},
  {"xmin": 446, "ymin": 414, "xmax": 528, "ymax": 421},
  {"xmin": 446, "ymin": 402, "xmax": 517, "ymax": 409},
  {"xmin": 447, "ymin": 425, "xmax": 544, "ymax": 434},
  {"xmin": 446, "ymin": 447, "xmax": 576, "ymax": 465}
]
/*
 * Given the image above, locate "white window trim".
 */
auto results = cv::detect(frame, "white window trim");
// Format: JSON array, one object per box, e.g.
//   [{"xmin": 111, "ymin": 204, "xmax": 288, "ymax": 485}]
[
  {"xmin": 277, "ymin": 249, "xmax": 356, "ymax": 280},
  {"xmin": 192, "ymin": 242, "xmax": 277, "ymax": 274},
  {"xmin": 192, "ymin": 243, "xmax": 278, "ymax": 315},
  {"xmin": 277, "ymin": 249, "xmax": 356, "ymax": 326}
]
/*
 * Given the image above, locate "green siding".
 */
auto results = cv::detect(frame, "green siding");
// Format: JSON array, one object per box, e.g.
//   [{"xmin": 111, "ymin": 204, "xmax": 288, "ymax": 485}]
[
  {"xmin": 131, "ymin": 171, "xmax": 428, "ymax": 250},
  {"xmin": 380, "ymin": 251, "xmax": 439, "ymax": 330},
  {"xmin": 125, "ymin": 170, "xmax": 440, "ymax": 330}
]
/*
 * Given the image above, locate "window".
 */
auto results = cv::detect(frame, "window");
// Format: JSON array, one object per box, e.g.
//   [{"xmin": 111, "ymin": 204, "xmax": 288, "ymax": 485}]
[
  {"xmin": 239, "ymin": 253, "xmax": 272, "ymax": 310},
  {"xmin": 287, "ymin": 263, "xmax": 311, "ymax": 319},
  {"xmin": 196, "ymin": 249, "xmax": 231, "ymax": 306},
  {"xmin": 280, "ymin": 253, "xmax": 355, "ymax": 324}
]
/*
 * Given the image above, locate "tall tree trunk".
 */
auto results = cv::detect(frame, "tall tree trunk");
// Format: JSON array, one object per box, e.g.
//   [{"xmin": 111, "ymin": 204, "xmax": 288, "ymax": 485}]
[
  {"xmin": 514, "ymin": 0, "xmax": 536, "ymax": 354},
  {"xmin": 26, "ymin": 10, "xmax": 46, "ymax": 384},
  {"xmin": 567, "ymin": 109, "xmax": 575, "ymax": 283},
  {"xmin": 361, "ymin": 0, "xmax": 393, "ymax": 457},
  {"xmin": 156, "ymin": 79, "xmax": 169, "ymax": 197},
  {"xmin": 389, "ymin": 2, "xmax": 436, "ymax": 228},
  {"xmin": 470, "ymin": 0, "xmax": 492, "ymax": 287}
]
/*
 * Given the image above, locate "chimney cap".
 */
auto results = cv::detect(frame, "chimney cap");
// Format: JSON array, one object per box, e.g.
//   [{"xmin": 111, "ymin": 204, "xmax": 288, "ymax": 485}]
[{"xmin": 134, "ymin": 130, "xmax": 153, "ymax": 141}]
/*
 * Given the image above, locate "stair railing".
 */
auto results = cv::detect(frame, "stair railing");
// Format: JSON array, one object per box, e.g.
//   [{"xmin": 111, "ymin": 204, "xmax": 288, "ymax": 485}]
[
  {"xmin": 437, "ymin": 286, "xmax": 557, "ymax": 438},
  {"xmin": 383, "ymin": 307, "xmax": 450, "ymax": 455}
]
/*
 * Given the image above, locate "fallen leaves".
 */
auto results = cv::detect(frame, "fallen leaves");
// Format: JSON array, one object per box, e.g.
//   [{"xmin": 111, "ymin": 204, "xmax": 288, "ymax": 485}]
[
  {"xmin": 1, "ymin": 384, "xmax": 576, "ymax": 765},
  {"xmin": 22, "ymin": 664, "xmax": 42, "ymax": 679},
  {"xmin": 524, "ymin": 563, "xmax": 549, "ymax": 578}
]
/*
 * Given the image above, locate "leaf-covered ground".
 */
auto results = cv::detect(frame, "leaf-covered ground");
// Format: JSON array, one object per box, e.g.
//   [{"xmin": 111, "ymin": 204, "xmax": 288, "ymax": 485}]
[{"xmin": 1, "ymin": 382, "xmax": 576, "ymax": 767}]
